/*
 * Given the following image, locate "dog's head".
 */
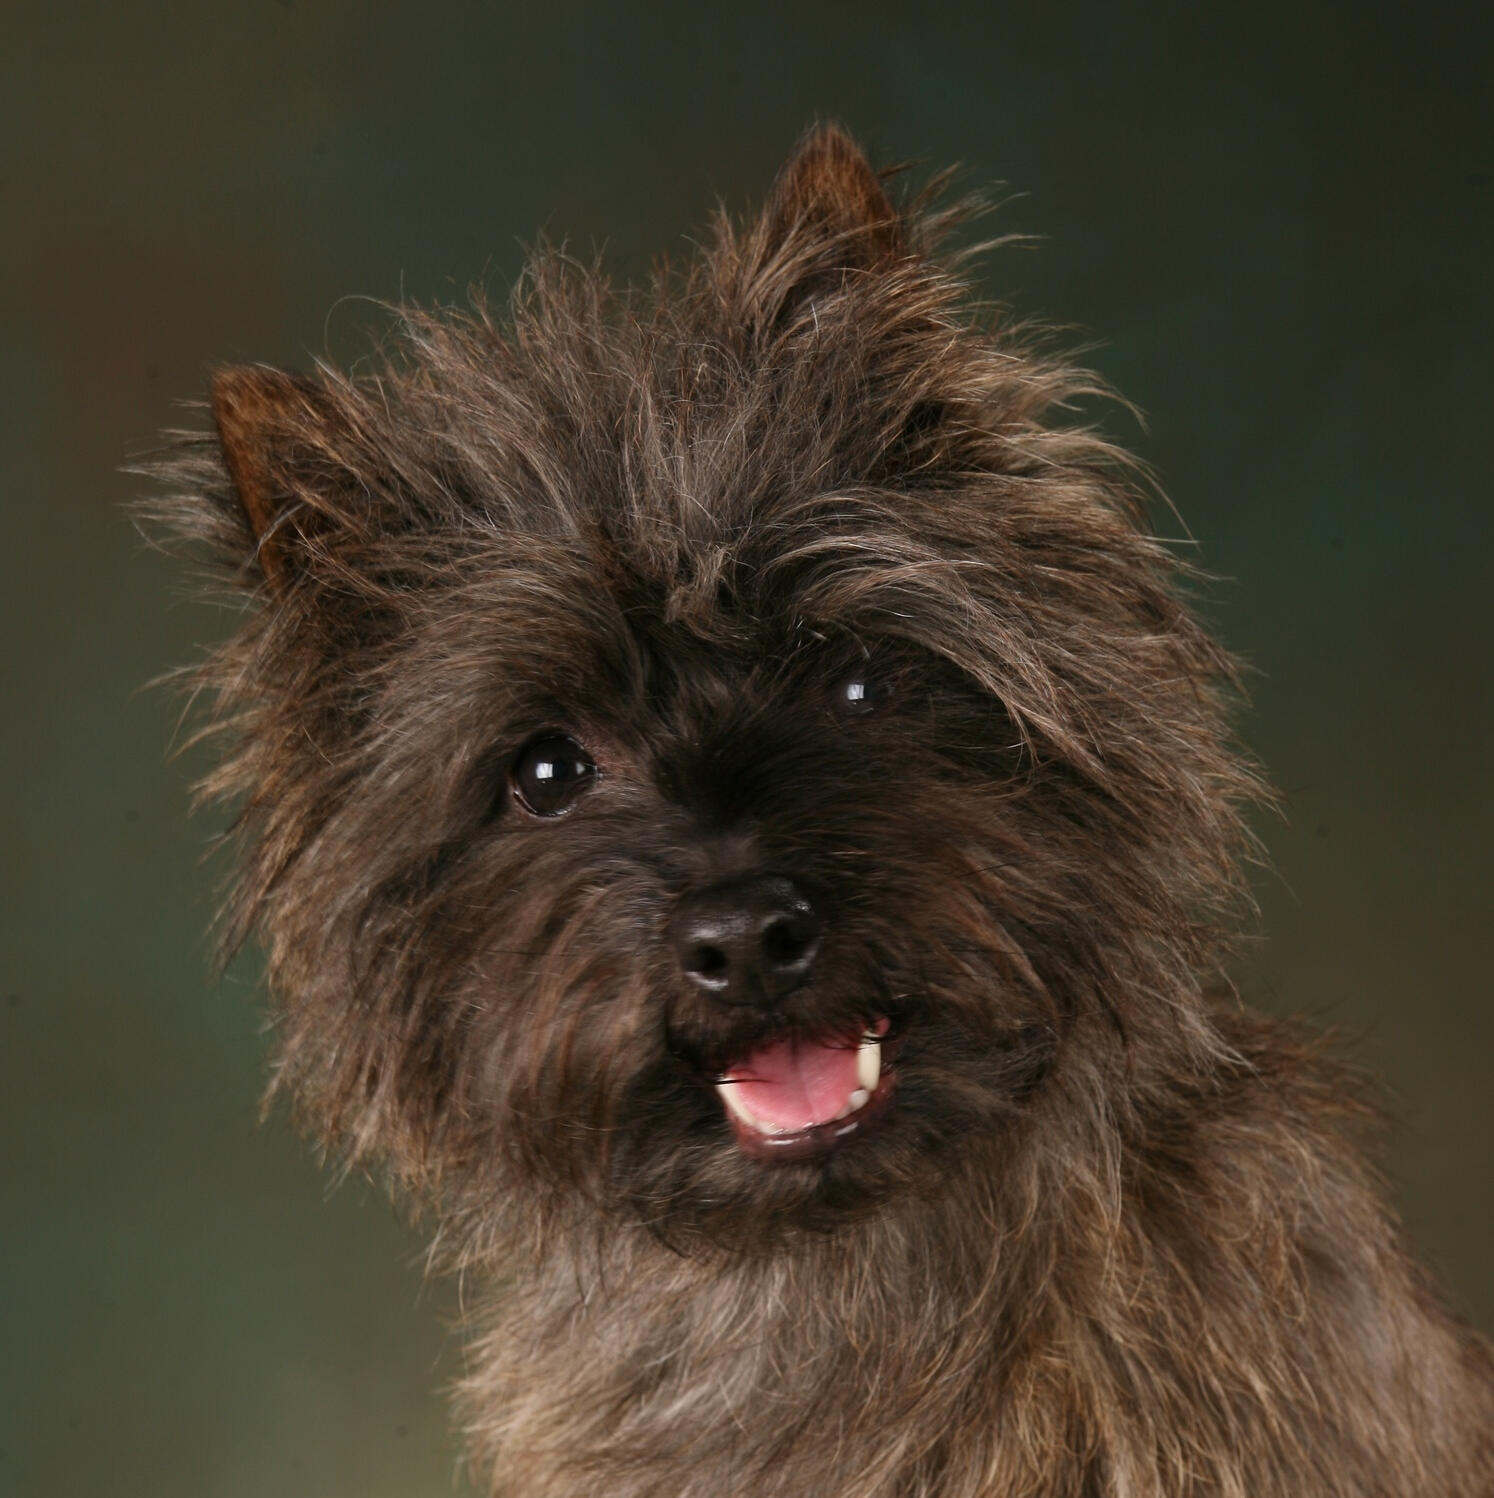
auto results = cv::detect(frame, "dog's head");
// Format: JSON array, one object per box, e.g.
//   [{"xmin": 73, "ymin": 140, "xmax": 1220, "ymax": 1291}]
[{"xmin": 152, "ymin": 128, "xmax": 1257, "ymax": 1251}]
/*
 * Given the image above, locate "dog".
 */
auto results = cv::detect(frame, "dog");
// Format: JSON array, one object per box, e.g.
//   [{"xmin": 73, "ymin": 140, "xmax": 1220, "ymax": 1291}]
[{"xmin": 149, "ymin": 126, "xmax": 1494, "ymax": 1496}]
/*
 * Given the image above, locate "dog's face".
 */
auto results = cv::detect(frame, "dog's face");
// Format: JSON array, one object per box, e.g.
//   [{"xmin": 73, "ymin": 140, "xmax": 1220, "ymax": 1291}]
[
  {"xmin": 385, "ymin": 567, "xmax": 1060, "ymax": 1244},
  {"xmin": 159, "ymin": 129, "xmax": 1252, "ymax": 1252}
]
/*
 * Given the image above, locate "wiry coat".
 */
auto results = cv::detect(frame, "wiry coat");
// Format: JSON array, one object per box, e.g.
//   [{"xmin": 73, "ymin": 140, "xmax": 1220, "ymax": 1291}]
[{"xmin": 146, "ymin": 127, "xmax": 1494, "ymax": 1497}]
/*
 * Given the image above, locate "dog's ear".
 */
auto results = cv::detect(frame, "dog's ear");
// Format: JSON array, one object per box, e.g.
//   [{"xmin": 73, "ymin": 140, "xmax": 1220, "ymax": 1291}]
[
  {"xmin": 211, "ymin": 364, "xmax": 355, "ymax": 594},
  {"xmin": 738, "ymin": 125, "xmax": 907, "ymax": 339},
  {"xmin": 762, "ymin": 123, "xmax": 903, "ymax": 268}
]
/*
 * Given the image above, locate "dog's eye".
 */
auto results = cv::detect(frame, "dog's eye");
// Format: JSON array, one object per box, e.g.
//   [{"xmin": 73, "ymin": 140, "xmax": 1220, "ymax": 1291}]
[
  {"xmin": 835, "ymin": 674, "xmax": 886, "ymax": 715},
  {"xmin": 511, "ymin": 734, "xmax": 598, "ymax": 817}
]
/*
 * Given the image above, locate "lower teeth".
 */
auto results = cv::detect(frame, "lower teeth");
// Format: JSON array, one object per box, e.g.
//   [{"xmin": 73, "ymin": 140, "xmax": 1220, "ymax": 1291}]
[{"xmin": 833, "ymin": 1087, "xmax": 871, "ymax": 1120}]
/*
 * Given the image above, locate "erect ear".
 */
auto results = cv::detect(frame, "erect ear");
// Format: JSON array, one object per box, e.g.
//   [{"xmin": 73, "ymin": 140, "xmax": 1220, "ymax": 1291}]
[
  {"xmin": 210, "ymin": 364, "xmax": 348, "ymax": 593},
  {"xmin": 762, "ymin": 123, "xmax": 903, "ymax": 271}
]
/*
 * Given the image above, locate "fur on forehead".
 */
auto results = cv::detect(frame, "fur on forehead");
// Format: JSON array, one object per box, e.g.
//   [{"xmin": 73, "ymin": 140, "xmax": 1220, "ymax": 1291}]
[{"xmin": 194, "ymin": 126, "xmax": 1207, "ymax": 784}]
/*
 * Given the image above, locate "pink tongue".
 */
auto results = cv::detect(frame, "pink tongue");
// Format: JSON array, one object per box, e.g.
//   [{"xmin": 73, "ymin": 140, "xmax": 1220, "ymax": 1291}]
[{"xmin": 722, "ymin": 1035, "xmax": 860, "ymax": 1132}]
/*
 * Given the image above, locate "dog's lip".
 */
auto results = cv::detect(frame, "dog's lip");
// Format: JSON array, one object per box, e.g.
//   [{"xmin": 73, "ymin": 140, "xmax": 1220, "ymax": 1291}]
[{"xmin": 718, "ymin": 1066, "xmax": 897, "ymax": 1161}]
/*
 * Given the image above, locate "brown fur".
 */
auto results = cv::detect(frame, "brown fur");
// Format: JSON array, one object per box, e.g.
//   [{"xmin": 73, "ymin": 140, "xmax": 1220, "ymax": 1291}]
[{"xmin": 144, "ymin": 127, "xmax": 1494, "ymax": 1496}]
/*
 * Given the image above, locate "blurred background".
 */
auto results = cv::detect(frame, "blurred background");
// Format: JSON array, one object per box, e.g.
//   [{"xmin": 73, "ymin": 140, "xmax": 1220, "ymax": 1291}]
[{"xmin": 2, "ymin": 3, "xmax": 1490, "ymax": 1494}]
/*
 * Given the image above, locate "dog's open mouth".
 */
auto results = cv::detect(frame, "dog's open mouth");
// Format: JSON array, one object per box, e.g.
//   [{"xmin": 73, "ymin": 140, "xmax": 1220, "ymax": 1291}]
[{"xmin": 715, "ymin": 1018, "xmax": 895, "ymax": 1160}]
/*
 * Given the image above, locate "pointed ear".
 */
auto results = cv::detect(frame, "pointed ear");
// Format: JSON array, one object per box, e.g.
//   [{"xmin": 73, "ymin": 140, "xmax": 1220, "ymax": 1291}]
[
  {"xmin": 762, "ymin": 124, "xmax": 903, "ymax": 269},
  {"xmin": 210, "ymin": 365, "xmax": 344, "ymax": 593}
]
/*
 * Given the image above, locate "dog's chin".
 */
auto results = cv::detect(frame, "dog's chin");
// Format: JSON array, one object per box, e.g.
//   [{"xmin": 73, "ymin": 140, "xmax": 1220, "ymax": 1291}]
[
  {"xmin": 595, "ymin": 1022, "xmax": 1012, "ymax": 1251},
  {"xmin": 576, "ymin": 995, "xmax": 1058, "ymax": 1250}
]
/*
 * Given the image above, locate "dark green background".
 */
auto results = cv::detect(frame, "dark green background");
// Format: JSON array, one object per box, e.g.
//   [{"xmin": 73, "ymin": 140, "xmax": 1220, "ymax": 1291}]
[{"xmin": 3, "ymin": 4, "xmax": 1490, "ymax": 1494}]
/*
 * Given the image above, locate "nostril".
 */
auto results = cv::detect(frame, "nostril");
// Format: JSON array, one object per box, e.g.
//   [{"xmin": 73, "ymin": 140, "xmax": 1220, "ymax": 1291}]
[
  {"xmin": 761, "ymin": 915, "xmax": 813, "ymax": 970},
  {"xmin": 689, "ymin": 943, "xmax": 729, "ymax": 980}
]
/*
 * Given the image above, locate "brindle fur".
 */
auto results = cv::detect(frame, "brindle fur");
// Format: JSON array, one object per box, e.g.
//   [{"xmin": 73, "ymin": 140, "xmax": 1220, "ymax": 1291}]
[{"xmin": 146, "ymin": 127, "xmax": 1494, "ymax": 1496}]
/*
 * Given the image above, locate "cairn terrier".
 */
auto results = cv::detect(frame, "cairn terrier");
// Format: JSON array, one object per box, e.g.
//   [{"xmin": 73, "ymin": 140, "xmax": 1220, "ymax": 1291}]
[{"xmin": 150, "ymin": 127, "xmax": 1493, "ymax": 1496}]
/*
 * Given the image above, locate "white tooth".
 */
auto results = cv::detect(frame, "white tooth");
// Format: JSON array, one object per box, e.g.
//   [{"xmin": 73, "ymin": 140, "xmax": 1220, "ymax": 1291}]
[
  {"xmin": 856, "ymin": 1038, "xmax": 881, "ymax": 1093},
  {"xmin": 716, "ymin": 1083, "xmax": 789, "ymax": 1135},
  {"xmin": 716, "ymin": 1083, "xmax": 757, "ymax": 1128},
  {"xmin": 832, "ymin": 1087, "xmax": 870, "ymax": 1122}
]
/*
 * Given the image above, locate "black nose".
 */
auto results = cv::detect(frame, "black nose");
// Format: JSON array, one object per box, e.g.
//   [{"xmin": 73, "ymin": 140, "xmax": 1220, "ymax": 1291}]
[{"xmin": 671, "ymin": 875, "xmax": 821, "ymax": 1007}]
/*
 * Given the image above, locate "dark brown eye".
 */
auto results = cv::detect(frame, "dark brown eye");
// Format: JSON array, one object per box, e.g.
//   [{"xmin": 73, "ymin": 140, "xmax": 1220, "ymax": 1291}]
[{"xmin": 511, "ymin": 734, "xmax": 598, "ymax": 817}]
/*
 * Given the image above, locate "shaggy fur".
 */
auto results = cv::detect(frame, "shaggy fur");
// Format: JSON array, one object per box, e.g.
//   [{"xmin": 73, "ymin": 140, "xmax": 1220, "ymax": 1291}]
[{"xmin": 146, "ymin": 127, "xmax": 1494, "ymax": 1496}]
